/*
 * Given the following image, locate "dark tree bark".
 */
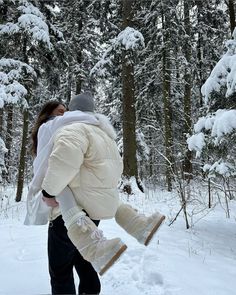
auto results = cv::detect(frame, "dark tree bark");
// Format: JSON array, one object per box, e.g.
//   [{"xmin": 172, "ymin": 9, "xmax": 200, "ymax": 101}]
[
  {"xmin": 228, "ymin": 0, "xmax": 236, "ymax": 35},
  {"xmin": 161, "ymin": 7, "xmax": 174, "ymax": 191},
  {"xmin": 196, "ymin": 0, "xmax": 204, "ymax": 107},
  {"xmin": 0, "ymin": 108, "xmax": 3, "ymax": 138},
  {"xmin": 4, "ymin": 104, "xmax": 14, "ymax": 182},
  {"xmin": 15, "ymin": 109, "xmax": 29, "ymax": 202},
  {"xmin": 75, "ymin": 18, "xmax": 83, "ymax": 94},
  {"xmin": 15, "ymin": 38, "xmax": 29, "ymax": 202},
  {"xmin": 183, "ymin": 0, "xmax": 193, "ymax": 180},
  {"xmin": 121, "ymin": 0, "xmax": 142, "ymax": 194}
]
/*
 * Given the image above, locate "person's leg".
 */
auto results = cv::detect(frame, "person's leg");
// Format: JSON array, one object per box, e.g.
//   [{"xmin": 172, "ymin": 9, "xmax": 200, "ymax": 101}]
[
  {"xmin": 48, "ymin": 215, "xmax": 76, "ymax": 294},
  {"xmin": 74, "ymin": 220, "xmax": 101, "ymax": 295},
  {"xmin": 56, "ymin": 187, "xmax": 127, "ymax": 275},
  {"xmin": 56, "ymin": 186, "xmax": 85, "ymax": 229},
  {"xmin": 115, "ymin": 202, "xmax": 165, "ymax": 246}
]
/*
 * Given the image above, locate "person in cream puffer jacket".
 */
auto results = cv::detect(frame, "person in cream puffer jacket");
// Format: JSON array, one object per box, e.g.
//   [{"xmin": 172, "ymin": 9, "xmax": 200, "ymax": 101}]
[
  {"xmin": 42, "ymin": 116, "xmax": 123, "ymax": 220},
  {"xmin": 41, "ymin": 92, "xmax": 165, "ymax": 276}
]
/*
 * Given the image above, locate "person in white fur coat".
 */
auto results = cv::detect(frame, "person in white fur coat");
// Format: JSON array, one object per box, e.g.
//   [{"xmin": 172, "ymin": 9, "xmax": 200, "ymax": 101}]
[
  {"xmin": 40, "ymin": 92, "xmax": 165, "ymax": 276},
  {"xmin": 26, "ymin": 100, "xmax": 101, "ymax": 295}
]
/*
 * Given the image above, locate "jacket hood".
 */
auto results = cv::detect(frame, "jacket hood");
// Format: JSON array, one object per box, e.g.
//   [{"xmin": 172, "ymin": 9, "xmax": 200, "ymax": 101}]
[{"xmin": 94, "ymin": 113, "xmax": 117, "ymax": 140}]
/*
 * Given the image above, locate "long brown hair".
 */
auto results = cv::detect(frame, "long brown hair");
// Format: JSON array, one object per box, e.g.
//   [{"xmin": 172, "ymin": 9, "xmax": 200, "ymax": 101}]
[{"xmin": 31, "ymin": 101, "xmax": 64, "ymax": 156}]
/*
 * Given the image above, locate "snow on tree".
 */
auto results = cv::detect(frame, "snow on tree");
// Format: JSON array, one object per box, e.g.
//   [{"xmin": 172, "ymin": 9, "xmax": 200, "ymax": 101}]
[
  {"xmin": 0, "ymin": 0, "xmax": 57, "ymax": 106},
  {"xmin": 90, "ymin": 24, "xmax": 146, "ymax": 158},
  {"xmin": 90, "ymin": 24, "xmax": 145, "ymax": 153},
  {"xmin": 91, "ymin": 26, "xmax": 144, "ymax": 77},
  {"xmin": 188, "ymin": 30, "xmax": 236, "ymax": 180},
  {"xmin": 0, "ymin": 0, "xmax": 53, "ymax": 49},
  {"xmin": 201, "ymin": 28, "xmax": 236, "ymax": 103},
  {"xmin": 0, "ymin": 0, "xmax": 64, "ymax": 201},
  {"xmin": 0, "ymin": 58, "xmax": 36, "ymax": 108},
  {"xmin": 52, "ymin": 0, "xmax": 106, "ymax": 102}
]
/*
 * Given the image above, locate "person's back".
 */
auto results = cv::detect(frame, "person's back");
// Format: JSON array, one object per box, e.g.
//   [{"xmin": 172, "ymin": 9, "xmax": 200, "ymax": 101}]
[{"xmin": 44, "ymin": 119, "xmax": 123, "ymax": 220}]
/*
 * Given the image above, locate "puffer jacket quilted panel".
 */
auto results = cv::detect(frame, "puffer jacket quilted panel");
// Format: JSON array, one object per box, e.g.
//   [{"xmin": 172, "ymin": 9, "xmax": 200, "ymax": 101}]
[{"xmin": 42, "ymin": 122, "xmax": 123, "ymax": 220}]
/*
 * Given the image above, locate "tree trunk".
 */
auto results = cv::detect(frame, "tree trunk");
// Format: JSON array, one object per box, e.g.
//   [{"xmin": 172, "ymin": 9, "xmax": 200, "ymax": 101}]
[
  {"xmin": 162, "ymin": 9, "xmax": 173, "ymax": 191},
  {"xmin": 75, "ymin": 49, "xmax": 82, "ymax": 94},
  {"xmin": 15, "ymin": 109, "xmax": 29, "ymax": 202},
  {"xmin": 75, "ymin": 18, "xmax": 83, "ymax": 94},
  {"xmin": 183, "ymin": 0, "xmax": 193, "ymax": 180},
  {"xmin": 66, "ymin": 67, "xmax": 73, "ymax": 105},
  {"xmin": 4, "ymin": 104, "xmax": 14, "ymax": 183},
  {"xmin": 15, "ymin": 37, "xmax": 29, "ymax": 202},
  {"xmin": 0, "ymin": 108, "xmax": 3, "ymax": 138},
  {"xmin": 228, "ymin": 0, "xmax": 236, "ymax": 35},
  {"xmin": 122, "ymin": 61, "xmax": 137, "ymax": 177},
  {"xmin": 196, "ymin": 1, "xmax": 204, "ymax": 107},
  {"xmin": 208, "ymin": 179, "xmax": 211, "ymax": 208},
  {"xmin": 121, "ymin": 0, "xmax": 141, "ymax": 194}
]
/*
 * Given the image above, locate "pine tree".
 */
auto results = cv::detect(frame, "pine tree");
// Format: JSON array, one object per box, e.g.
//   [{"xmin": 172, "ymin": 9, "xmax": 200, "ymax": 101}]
[
  {"xmin": 188, "ymin": 31, "xmax": 236, "ymax": 199},
  {"xmin": 53, "ymin": 0, "xmax": 105, "ymax": 100},
  {"xmin": 91, "ymin": 0, "xmax": 145, "ymax": 193},
  {"xmin": 0, "ymin": 0, "xmax": 64, "ymax": 200}
]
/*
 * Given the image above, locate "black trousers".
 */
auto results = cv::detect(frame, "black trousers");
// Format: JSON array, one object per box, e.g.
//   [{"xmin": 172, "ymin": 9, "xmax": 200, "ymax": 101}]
[{"xmin": 48, "ymin": 215, "xmax": 101, "ymax": 295}]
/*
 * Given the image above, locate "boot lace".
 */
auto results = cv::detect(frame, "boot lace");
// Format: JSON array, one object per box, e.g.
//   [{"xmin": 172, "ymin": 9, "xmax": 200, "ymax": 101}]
[
  {"xmin": 76, "ymin": 215, "xmax": 91, "ymax": 232},
  {"xmin": 91, "ymin": 229, "xmax": 106, "ymax": 242},
  {"xmin": 76, "ymin": 216, "xmax": 107, "ymax": 242}
]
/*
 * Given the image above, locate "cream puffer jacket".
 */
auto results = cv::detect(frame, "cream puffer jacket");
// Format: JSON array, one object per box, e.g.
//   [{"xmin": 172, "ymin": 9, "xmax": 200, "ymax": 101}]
[{"xmin": 42, "ymin": 117, "xmax": 123, "ymax": 220}]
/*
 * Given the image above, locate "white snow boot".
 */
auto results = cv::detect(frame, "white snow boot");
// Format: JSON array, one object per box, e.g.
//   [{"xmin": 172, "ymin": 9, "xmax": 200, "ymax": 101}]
[
  {"xmin": 67, "ymin": 215, "xmax": 127, "ymax": 276},
  {"xmin": 115, "ymin": 204, "xmax": 165, "ymax": 246}
]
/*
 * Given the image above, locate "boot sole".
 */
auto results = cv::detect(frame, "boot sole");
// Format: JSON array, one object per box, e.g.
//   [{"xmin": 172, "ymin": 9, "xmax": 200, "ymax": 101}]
[
  {"xmin": 144, "ymin": 215, "xmax": 166, "ymax": 246},
  {"xmin": 99, "ymin": 244, "xmax": 127, "ymax": 276}
]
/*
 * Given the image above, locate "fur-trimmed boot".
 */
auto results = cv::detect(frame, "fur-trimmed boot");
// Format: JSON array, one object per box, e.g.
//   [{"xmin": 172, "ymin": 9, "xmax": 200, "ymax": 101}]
[
  {"xmin": 115, "ymin": 204, "xmax": 165, "ymax": 246},
  {"xmin": 67, "ymin": 215, "xmax": 127, "ymax": 276}
]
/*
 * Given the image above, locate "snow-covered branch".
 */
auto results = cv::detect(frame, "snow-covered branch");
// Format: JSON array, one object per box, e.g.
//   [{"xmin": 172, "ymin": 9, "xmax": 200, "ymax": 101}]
[
  {"xmin": 91, "ymin": 27, "xmax": 145, "ymax": 77},
  {"xmin": 0, "ymin": 0, "xmax": 53, "ymax": 49},
  {"xmin": 203, "ymin": 161, "xmax": 235, "ymax": 178},
  {"xmin": 0, "ymin": 58, "xmax": 36, "ymax": 107},
  {"xmin": 201, "ymin": 29, "xmax": 236, "ymax": 103},
  {"xmin": 189, "ymin": 30, "xmax": 236, "ymax": 179},
  {"xmin": 116, "ymin": 27, "xmax": 145, "ymax": 51},
  {"xmin": 188, "ymin": 109, "xmax": 236, "ymax": 155}
]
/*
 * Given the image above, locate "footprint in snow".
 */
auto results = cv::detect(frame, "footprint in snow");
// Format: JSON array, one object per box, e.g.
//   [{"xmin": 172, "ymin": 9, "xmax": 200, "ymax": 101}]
[{"xmin": 142, "ymin": 270, "xmax": 164, "ymax": 286}]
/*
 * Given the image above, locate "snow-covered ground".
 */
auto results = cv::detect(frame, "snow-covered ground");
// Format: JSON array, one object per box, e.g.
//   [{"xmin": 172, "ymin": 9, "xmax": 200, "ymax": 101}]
[{"xmin": 0, "ymin": 185, "xmax": 236, "ymax": 295}]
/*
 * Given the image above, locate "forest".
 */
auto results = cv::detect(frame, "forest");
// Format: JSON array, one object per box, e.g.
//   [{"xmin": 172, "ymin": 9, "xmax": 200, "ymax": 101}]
[{"xmin": 0, "ymin": 0, "xmax": 235, "ymax": 229}]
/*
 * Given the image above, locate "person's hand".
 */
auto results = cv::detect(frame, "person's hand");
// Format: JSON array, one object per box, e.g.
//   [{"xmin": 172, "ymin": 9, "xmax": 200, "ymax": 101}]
[{"xmin": 42, "ymin": 196, "xmax": 59, "ymax": 208}]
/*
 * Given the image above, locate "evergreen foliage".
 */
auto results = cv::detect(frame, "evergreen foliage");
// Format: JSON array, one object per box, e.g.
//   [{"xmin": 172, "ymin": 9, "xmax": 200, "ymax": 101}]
[{"xmin": 0, "ymin": 0, "xmax": 235, "ymax": 199}]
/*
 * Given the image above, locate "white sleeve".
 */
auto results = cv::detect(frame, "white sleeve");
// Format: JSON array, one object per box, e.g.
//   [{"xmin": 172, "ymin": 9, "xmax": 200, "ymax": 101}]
[{"xmin": 37, "ymin": 124, "xmax": 53, "ymax": 154}]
